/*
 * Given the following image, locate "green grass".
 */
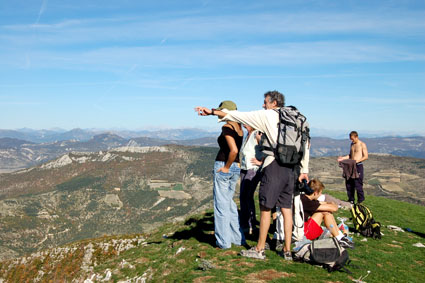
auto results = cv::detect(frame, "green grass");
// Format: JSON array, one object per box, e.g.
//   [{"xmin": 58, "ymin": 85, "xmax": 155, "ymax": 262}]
[
  {"xmin": 87, "ymin": 192, "xmax": 425, "ymax": 282},
  {"xmin": 2, "ymin": 193, "xmax": 424, "ymax": 282}
]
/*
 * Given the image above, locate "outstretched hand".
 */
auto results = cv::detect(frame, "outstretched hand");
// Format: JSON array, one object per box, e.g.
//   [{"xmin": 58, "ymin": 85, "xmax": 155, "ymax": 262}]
[{"xmin": 194, "ymin": 106, "xmax": 212, "ymax": 116}]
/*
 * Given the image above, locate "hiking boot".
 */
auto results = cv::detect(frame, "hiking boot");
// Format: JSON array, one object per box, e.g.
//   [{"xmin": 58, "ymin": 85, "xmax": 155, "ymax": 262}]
[
  {"xmin": 339, "ymin": 235, "xmax": 355, "ymax": 249},
  {"xmin": 279, "ymin": 250, "xmax": 293, "ymax": 261},
  {"xmin": 240, "ymin": 247, "xmax": 266, "ymax": 260}
]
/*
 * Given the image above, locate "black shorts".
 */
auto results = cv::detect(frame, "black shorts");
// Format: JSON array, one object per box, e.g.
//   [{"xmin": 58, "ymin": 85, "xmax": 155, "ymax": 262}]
[{"xmin": 259, "ymin": 160, "xmax": 295, "ymax": 209}]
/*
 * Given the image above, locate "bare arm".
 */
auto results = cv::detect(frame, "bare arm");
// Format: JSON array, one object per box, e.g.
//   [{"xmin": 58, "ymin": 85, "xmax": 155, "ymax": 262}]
[
  {"xmin": 194, "ymin": 107, "xmax": 226, "ymax": 118},
  {"xmin": 316, "ymin": 202, "xmax": 338, "ymax": 213},
  {"xmin": 358, "ymin": 142, "xmax": 368, "ymax": 162},
  {"xmin": 337, "ymin": 154, "xmax": 350, "ymax": 162}
]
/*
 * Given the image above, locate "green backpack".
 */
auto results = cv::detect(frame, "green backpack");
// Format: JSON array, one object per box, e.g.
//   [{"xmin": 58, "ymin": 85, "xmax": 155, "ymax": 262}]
[{"xmin": 351, "ymin": 203, "xmax": 381, "ymax": 239}]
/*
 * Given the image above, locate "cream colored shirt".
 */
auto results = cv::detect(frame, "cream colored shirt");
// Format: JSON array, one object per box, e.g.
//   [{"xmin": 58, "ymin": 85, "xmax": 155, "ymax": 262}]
[
  {"xmin": 219, "ymin": 109, "xmax": 310, "ymax": 174},
  {"xmin": 240, "ymin": 130, "xmax": 263, "ymax": 171}
]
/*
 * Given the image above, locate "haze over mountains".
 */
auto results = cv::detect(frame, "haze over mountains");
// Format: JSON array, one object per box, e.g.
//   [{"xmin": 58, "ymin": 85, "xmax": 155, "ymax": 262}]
[
  {"xmin": 0, "ymin": 128, "xmax": 424, "ymax": 173},
  {"xmin": 1, "ymin": 128, "xmax": 424, "ymax": 143}
]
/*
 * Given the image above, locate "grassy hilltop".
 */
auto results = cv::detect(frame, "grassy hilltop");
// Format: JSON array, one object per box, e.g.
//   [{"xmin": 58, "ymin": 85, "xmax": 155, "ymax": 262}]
[{"xmin": 1, "ymin": 191, "xmax": 424, "ymax": 282}]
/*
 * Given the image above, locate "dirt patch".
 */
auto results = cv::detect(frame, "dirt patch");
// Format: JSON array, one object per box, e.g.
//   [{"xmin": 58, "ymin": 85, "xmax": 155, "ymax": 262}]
[
  {"xmin": 377, "ymin": 263, "xmax": 383, "ymax": 268},
  {"xmin": 135, "ymin": 257, "xmax": 149, "ymax": 264},
  {"xmin": 236, "ymin": 261, "xmax": 255, "ymax": 268},
  {"xmin": 245, "ymin": 269, "xmax": 295, "ymax": 282},
  {"xmin": 172, "ymin": 240, "xmax": 184, "ymax": 248},
  {"xmin": 386, "ymin": 244, "xmax": 402, "ymax": 248},
  {"xmin": 177, "ymin": 259, "xmax": 186, "ymax": 264},
  {"xmin": 197, "ymin": 251, "xmax": 207, "ymax": 258},
  {"xmin": 193, "ymin": 276, "xmax": 214, "ymax": 283},
  {"xmin": 222, "ymin": 250, "xmax": 238, "ymax": 256},
  {"xmin": 162, "ymin": 268, "xmax": 172, "ymax": 276}
]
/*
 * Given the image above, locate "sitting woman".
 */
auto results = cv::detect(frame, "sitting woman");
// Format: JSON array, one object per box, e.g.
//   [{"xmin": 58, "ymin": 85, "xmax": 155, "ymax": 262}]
[{"xmin": 301, "ymin": 179, "xmax": 354, "ymax": 249}]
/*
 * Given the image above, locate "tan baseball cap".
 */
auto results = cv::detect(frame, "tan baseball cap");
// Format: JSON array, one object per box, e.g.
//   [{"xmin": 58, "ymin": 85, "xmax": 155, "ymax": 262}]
[{"xmin": 216, "ymin": 100, "xmax": 237, "ymax": 111}]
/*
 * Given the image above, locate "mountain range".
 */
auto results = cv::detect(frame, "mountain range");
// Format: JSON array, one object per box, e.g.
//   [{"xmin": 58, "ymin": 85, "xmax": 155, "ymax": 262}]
[
  {"xmin": 1, "ymin": 131, "xmax": 424, "ymax": 173},
  {"xmin": 0, "ymin": 128, "xmax": 219, "ymax": 143},
  {"xmin": 2, "ymin": 127, "xmax": 424, "ymax": 143},
  {"xmin": 0, "ymin": 145, "xmax": 217, "ymax": 260},
  {"xmin": 1, "ymin": 144, "xmax": 424, "ymax": 260}
]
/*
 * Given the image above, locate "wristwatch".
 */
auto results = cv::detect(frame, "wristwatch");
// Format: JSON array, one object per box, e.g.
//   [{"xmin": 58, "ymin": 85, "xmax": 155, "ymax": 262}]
[{"xmin": 211, "ymin": 108, "xmax": 215, "ymax": 115}]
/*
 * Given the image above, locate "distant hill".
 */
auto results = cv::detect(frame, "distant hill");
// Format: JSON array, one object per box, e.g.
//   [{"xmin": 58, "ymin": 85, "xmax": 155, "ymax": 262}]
[
  {"xmin": 1, "ymin": 191, "xmax": 424, "ymax": 282},
  {"xmin": 0, "ymin": 134, "xmax": 217, "ymax": 172},
  {"xmin": 1, "ymin": 146, "xmax": 423, "ymax": 261},
  {"xmin": 0, "ymin": 145, "xmax": 217, "ymax": 260},
  {"xmin": 310, "ymin": 136, "xmax": 425, "ymax": 158},
  {"xmin": 0, "ymin": 128, "xmax": 219, "ymax": 143}
]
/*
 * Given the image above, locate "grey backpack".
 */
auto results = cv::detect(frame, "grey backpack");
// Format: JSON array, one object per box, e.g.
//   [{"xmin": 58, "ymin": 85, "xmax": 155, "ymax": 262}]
[
  {"xmin": 262, "ymin": 106, "xmax": 310, "ymax": 166},
  {"xmin": 294, "ymin": 237, "xmax": 351, "ymax": 273}
]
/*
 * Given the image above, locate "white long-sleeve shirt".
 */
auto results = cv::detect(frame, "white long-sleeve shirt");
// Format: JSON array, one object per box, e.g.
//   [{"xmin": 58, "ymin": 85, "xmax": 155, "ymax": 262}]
[
  {"xmin": 219, "ymin": 108, "xmax": 310, "ymax": 174},
  {"xmin": 240, "ymin": 129, "xmax": 263, "ymax": 171}
]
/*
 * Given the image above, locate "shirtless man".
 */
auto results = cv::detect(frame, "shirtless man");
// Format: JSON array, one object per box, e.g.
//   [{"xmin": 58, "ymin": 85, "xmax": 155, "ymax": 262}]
[{"xmin": 337, "ymin": 131, "xmax": 368, "ymax": 203}]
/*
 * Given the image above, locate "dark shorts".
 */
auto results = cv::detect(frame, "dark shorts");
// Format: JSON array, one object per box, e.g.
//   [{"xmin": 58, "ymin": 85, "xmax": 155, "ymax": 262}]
[{"xmin": 258, "ymin": 160, "xmax": 295, "ymax": 209}]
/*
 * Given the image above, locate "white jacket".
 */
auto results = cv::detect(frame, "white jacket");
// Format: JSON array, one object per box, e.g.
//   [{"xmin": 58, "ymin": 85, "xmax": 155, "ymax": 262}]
[{"xmin": 220, "ymin": 108, "xmax": 309, "ymax": 174}]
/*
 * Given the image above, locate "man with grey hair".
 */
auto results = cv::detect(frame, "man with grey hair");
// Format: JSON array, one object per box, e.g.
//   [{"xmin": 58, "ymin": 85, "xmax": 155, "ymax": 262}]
[{"xmin": 195, "ymin": 90, "xmax": 310, "ymax": 260}]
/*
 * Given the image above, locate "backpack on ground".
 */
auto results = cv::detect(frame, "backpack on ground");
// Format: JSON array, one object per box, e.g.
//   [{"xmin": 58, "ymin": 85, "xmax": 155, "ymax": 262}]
[
  {"xmin": 351, "ymin": 203, "xmax": 381, "ymax": 239},
  {"xmin": 294, "ymin": 237, "xmax": 351, "ymax": 273},
  {"xmin": 261, "ymin": 106, "xmax": 310, "ymax": 166}
]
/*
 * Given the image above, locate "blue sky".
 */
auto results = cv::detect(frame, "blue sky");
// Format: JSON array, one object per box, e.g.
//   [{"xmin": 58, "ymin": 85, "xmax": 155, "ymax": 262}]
[{"xmin": 1, "ymin": 0, "xmax": 424, "ymax": 136}]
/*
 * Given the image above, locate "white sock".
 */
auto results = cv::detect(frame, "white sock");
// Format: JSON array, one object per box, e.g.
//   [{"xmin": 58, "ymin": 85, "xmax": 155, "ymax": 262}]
[{"xmin": 336, "ymin": 231, "xmax": 344, "ymax": 241}]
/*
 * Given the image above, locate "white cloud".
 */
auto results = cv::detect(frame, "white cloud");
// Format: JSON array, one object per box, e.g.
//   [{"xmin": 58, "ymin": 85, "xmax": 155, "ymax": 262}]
[
  {"xmin": 2, "ymin": 41, "xmax": 422, "ymax": 72},
  {"xmin": 35, "ymin": 0, "xmax": 49, "ymax": 24},
  {"xmin": 2, "ymin": 11, "xmax": 424, "ymax": 45}
]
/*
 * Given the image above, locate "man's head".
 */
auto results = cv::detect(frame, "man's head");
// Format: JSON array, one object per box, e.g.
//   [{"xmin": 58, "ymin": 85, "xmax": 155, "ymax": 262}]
[
  {"xmin": 309, "ymin": 179, "xmax": 324, "ymax": 200},
  {"xmin": 263, "ymin": 90, "xmax": 285, "ymax": 110},
  {"xmin": 349, "ymin": 131, "xmax": 359, "ymax": 143}
]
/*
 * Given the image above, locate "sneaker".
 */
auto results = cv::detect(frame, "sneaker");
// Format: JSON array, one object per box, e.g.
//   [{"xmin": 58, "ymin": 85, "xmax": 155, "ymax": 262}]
[
  {"xmin": 264, "ymin": 242, "xmax": 270, "ymax": 250},
  {"xmin": 279, "ymin": 250, "xmax": 293, "ymax": 261},
  {"xmin": 240, "ymin": 247, "xmax": 266, "ymax": 260},
  {"xmin": 339, "ymin": 235, "xmax": 355, "ymax": 249},
  {"xmin": 275, "ymin": 240, "xmax": 284, "ymax": 252}
]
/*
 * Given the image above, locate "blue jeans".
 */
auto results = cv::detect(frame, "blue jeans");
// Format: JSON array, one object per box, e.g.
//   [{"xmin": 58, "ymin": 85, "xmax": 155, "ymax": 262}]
[{"xmin": 213, "ymin": 161, "xmax": 245, "ymax": 249}]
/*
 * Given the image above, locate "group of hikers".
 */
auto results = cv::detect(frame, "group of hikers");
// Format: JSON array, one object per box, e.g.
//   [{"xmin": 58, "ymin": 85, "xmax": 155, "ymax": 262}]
[{"xmin": 195, "ymin": 90, "xmax": 369, "ymax": 261}]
